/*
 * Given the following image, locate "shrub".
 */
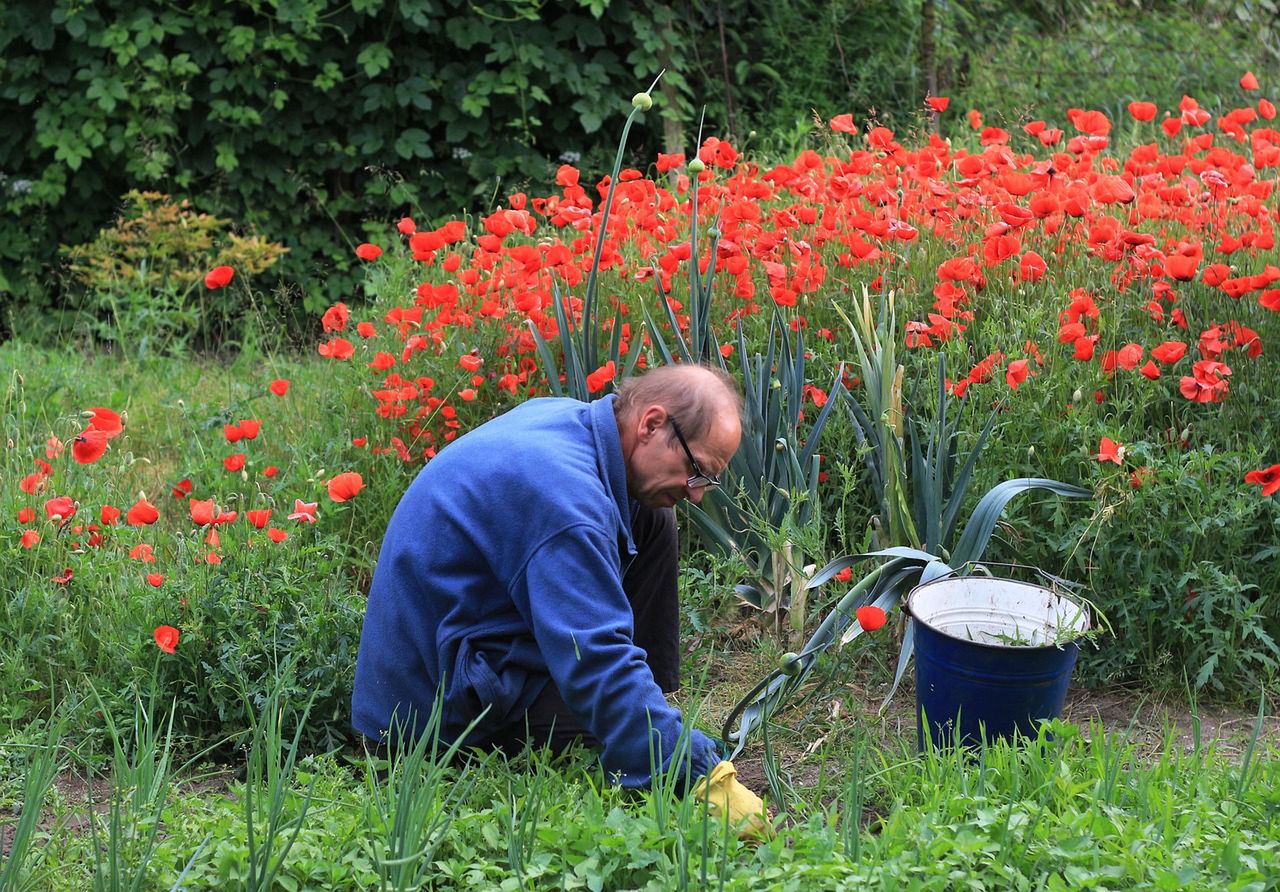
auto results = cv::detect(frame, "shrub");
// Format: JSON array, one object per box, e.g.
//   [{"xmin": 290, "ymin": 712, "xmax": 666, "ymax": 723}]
[{"xmin": 62, "ymin": 190, "xmax": 287, "ymax": 354}]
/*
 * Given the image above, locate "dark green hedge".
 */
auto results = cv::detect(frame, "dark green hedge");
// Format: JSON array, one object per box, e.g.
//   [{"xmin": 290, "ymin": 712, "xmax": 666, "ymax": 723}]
[{"xmin": 0, "ymin": 0, "xmax": 687, "ymax": 323}]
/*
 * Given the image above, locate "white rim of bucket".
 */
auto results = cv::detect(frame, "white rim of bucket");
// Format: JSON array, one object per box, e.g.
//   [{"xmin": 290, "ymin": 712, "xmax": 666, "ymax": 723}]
[{"xmin": 906, "ymin": 576, "xmax": 1090, "ymax": 650}]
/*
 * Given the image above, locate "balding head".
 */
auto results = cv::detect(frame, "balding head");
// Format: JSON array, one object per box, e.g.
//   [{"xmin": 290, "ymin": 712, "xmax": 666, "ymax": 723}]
[
  {"xmin": 613, "ymin": 364, "xmax": 743, "ymax": 509},
  {"xmin": 613, "ymin": 364, "xmax": 743, "ymax": 440}
]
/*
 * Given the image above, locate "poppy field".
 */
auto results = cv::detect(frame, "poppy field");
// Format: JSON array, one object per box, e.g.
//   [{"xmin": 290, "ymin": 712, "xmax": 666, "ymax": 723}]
[{"xmin": 4, "ymin": 77, "xmax": 1280, "ymax": 888}]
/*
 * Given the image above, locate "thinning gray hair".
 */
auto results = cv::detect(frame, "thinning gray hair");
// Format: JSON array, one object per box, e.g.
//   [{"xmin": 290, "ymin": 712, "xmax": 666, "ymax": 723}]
[{"xmin": 613, "ymin": 364, "xmax": 743, "ymax": 441}]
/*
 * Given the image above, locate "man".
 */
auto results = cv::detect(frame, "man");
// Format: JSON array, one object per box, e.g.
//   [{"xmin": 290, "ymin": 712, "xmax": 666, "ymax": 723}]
[{"xmin": 352, "ymin": 363, "xmax": 763, "ymax": 818}]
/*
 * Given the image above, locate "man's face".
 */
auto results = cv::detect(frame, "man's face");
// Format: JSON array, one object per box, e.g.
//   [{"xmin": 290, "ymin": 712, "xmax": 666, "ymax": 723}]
[{"xmin": 626, "ymin": 407, "xmax": 741, "ymax": 509}]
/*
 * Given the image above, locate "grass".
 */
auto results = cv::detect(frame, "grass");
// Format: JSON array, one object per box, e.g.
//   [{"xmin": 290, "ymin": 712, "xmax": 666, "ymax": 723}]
[{"xmin": 7, "ymin": 678, "xmax": 1278, "ymax": 890}]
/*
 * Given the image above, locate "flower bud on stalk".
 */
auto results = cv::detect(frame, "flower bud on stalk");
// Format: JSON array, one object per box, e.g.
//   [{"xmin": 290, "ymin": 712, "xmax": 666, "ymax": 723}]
[
  {"xmin": 631, "ymin": 92, "xmax": 653, "ymax": 111},
  {"xmin": 688, "ymin": 158, "xmax": 706, "ymax": 173}
]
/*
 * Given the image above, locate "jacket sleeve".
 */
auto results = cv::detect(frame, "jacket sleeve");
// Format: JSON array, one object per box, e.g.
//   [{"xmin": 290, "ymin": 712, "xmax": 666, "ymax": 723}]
[{"xmin": 512, "ymin": 522, "xmax": 720, "ymax": 788}]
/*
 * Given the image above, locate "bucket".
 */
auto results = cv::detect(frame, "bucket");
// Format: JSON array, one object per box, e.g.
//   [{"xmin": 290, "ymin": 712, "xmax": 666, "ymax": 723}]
[{"xmin": 906, "ymin": 576, "xmax": 1090, "ymax": 749}]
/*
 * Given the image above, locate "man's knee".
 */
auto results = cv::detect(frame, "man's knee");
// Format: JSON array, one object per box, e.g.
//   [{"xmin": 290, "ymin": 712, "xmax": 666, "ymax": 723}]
[{"xmin": 633, "ymin": 503, "xmax": 678, "ymax": 558}]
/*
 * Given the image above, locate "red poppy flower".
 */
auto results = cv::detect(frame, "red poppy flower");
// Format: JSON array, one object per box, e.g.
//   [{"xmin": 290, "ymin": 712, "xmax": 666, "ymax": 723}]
[
  {"xmin": 397, "ymin": 217, "xmax": 416, "ymax": 235},
  {"xmin": 20, "ymin": 530, "xmax": 39, "ymax": 549},
  {"xmin": 172, "ymin": 478, "xmax": 193, "ymax": 499},
  {"xmin": 126, "ymin": 497, "xmax": 159, "ymax": 526},
  {"xmin": 246, "ymin": 508, "xmax": 272, "ymax": 529},
  {"xmin": 51, "ymin": 568, "xmax": 73, "ymax": 585},
  {"xmin": 1151, "ymin": 341, "xmax": 1187, "ymax": 364},
  {"xmin": 318, "ymin": 338, "xmax": 355, "ymax": 360},
  {"xmin": 1139, "ymin": 361, "xmax": 1161, "ymax": 380},
  {"xmin": 288, "ymin": 499, "xmax": 318, "ymax": 523},
  {"xmin": 224, "ymin": 423, "xmax": 244, "ymax": 443},
  {"xmin": 1244, "ymin": 464, "xmax": 1280, "ymax": 496},
  {"xmin": 1164, "ymin": 254, "xmax": 1198, "ymax": 281},
  {"xmin": 44, "ymin": 496, "xmax": 76, "ymax": 521},
  {"xmin": 224, "ymin": 453, "xmax": 246, "ymax": 472},
  {"xmin": 322, "ymin": 302, "xmax": 350, "ymax": 333},
  {"xmin": 357, "ymin": 321, "xmax": 376, "ymax": 338},
  {"xmin": 153, "ymin": 625, "xmax": 180, "ymax": 653},
  {"xmin": 328, "ymin": 472, "xmax": 364, "ymax": 502},
  {"xmin": 189, "ymin": 499, "xmax": 217, "ymax": 526},
  {"xmin": 17, "ymin": 507, "xmax": 36, "ymax": 524},
  {"xmin": 267, "ymin": 527, "xmax": 289, "ymax": 543},
  {"xmin": 86, "ymin": 407, "xmax": 124, "ymax": 439},
  {"xmin": 72, "ymin": 428, "xmax": 110, "ymax": 464},
  {"xmin": 458, "ymin": 353, "xmax": 483, "ymax": 372},
  {"xmin": 130, "ymin": 543, "xmax": 156, "ymax": 562},
  {"xmin": 204, "ymin": 266, "xmax": 235, "ymax": 289},
  {"xmin": 1018, "ymin": 251, "xmax": 1047, "ymax": 282},
  {"xmin": 926, "ymin": 96, "xmax": 950, "ymax": 113},
  {"xmin": 270, "ymin": 379, "xmax": 290, "ymax": 396},
  {"xmin": 1096, "ymin": 437, "xmax": 1125, "ymax": 464},
  {"xmin": 355, "ymin": 243, "xmax": 383, "ymax": 261},
  {"xmin": 20, "ymin": 473, "xmax": 45, "ymax": 495},
  {"xmin": 1240, "ymin": 71, "xmax": 1260, "ymax": 90},
  {"xmin": 829, "ymin": 113, "xmax": 856, "ymax": 133},
  {"xmin": 856, "ymin": 605, "xmax": 887, "ymax": 631},
  {"xmin": 1005, "ymin": 359, "xmax": 1030, "ymax": 390},
  {"xmin": 586, "ymin": 360, "xmax": 616, "ymax": 394},
  {"xmin": 263, "ymin": 466, "xmax": 279, "ymax": 478},
  {"xmin": 1127, "ymin": 101, "xmax": 1157, "ymax": 122},
  {"xmin": 656, "ymin": 152, "xmax": 685, "ymax": 173},
  {"xmin": 146, "ymin": 573, "xmax": 165, "ymax": 587}
]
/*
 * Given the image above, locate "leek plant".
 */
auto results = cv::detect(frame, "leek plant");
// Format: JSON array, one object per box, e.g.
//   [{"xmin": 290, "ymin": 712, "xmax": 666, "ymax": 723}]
[
  {"xmin": 675, "ymin": 317, "xmax": 846, "ymax": 645},
  {"xmin": 363, "ymin": 701, "xmax": 484, "ymax": 892},
  {"xmin": 723, "ymin": 288, "xmax": 1093, "ymax": 758},
  {"xmin": 0, "ymin": 716, "xmax": 64, "ymax": 892}
]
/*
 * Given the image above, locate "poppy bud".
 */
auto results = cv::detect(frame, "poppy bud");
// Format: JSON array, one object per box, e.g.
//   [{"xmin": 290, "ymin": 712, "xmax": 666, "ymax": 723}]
[
  {"xmin": 1072, "ymin": 388, "xmax": 1083, "ymax": 404},
  {"xmin": 631, "ymin": 92, "xmax": 653, "ymax": 111},
  {"xmin": 778, "ymin": 652, "xmax": 803, "ymax": 677},
  {"xmin": 688, "ymin": 158, "xmax": 706, "ymax": 173}
]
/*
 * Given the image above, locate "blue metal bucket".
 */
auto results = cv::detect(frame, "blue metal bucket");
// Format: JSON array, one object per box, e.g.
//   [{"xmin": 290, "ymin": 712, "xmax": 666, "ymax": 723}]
[{"xmin": 906, "ymin": 576, "xmax": 1089, "ymax": 749}]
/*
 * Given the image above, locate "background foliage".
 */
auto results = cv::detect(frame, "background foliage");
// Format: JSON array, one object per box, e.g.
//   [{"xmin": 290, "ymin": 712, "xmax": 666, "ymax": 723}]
[{"xmin": 4, "ymin": 0, "xmax": 1278, "ymax": 342}]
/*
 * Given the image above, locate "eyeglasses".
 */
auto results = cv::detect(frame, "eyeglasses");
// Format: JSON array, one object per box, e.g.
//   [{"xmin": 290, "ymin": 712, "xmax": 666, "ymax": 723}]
[{"xmin": 669, "ymin": 418, "xmax": 721, "ymax": 489}]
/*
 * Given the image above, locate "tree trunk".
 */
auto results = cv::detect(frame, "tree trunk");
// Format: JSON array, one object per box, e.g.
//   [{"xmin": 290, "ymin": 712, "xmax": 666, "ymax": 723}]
[{"xmin": 920, "ymin": 0, "xmax": 938, "ymax": 132}]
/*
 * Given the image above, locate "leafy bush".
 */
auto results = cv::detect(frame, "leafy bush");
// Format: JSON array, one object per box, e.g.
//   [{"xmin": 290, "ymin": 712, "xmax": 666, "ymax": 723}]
[
  {"xmin": 62, "ymin": 190, "xmax": 287, "ymax": 354},
  {"xmin": 0, "ymin": 0, "xmax": 686, "ymax": 326}
]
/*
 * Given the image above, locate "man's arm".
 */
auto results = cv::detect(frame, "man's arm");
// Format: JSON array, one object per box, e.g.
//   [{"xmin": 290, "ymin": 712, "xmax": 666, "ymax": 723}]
[{"xmin": 513, "ymin": 523, "xmax": 720, "ymax": 788}]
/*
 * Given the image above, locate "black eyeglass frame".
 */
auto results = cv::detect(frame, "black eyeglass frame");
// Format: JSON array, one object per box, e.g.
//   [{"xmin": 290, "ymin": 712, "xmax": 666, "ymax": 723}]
[{"xmin": 668, "ymin": 418, "xmax": 722, "ymax": 489}]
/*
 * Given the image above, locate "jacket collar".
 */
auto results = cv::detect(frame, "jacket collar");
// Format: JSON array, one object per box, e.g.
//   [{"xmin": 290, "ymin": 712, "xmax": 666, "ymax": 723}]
[{"xmin": 589, "ymin": 394, "xmax": 636, "ymax": 556}]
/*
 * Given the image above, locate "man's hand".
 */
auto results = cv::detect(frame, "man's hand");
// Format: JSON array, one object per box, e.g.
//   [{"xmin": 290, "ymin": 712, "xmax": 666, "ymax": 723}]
[{"xmin": 691, "ymin": 760, "xmax": 774, "ymax": 840}]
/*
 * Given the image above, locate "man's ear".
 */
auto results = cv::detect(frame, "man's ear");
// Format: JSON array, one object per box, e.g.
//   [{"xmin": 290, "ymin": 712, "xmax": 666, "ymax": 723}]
[{"xmin": 637, "ymin": 405, "xmax": 668, "ymax": 441}]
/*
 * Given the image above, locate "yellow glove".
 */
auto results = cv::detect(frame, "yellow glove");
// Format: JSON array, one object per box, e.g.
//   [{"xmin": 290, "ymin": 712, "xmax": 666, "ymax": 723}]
[{"xmin": 691, "ymin": 760, "xmax": 774, "ymax": 840}]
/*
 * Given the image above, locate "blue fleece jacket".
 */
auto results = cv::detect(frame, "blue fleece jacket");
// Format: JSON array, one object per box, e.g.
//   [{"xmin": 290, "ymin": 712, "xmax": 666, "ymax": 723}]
[{"xmin": 352, "ymin": 394, "xmax": 720, "ymax": 787}]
